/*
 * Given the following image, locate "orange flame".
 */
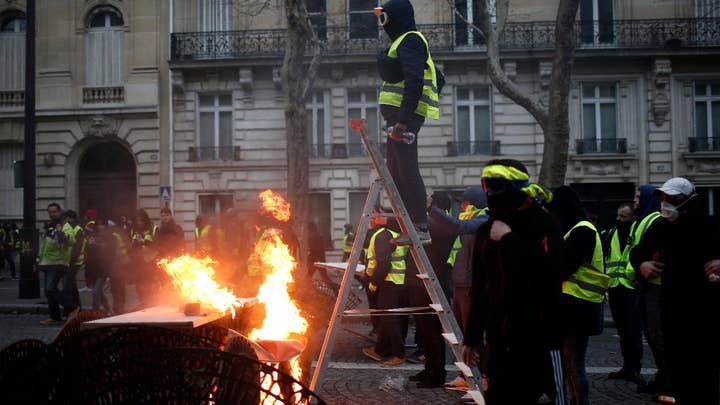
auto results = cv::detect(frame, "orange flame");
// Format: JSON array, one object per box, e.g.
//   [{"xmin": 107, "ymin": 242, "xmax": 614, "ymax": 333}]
[
  {"xmin": 248, "ymin": 228, "xmax": 308, "ymax": 392},
  {"xmin": 158, "ymin": 255, "xmax": 243, "ymax": 318},
  {"xmin": 259, "ymin": 189, "xmax": 291, "ymax": 222}
]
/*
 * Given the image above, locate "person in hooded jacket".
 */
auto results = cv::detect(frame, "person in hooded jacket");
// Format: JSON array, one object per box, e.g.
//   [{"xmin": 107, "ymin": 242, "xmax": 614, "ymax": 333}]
[
  {"xmin": 374, "ymin": 0, "xmax": 444, "ymax": 246},
  {"xmin": 629, "ymin": 184, "xmax": 670, "ymax": 397},
  {"xmin": 630, "ymin": 178, "xmax": 720, "ymax": 405},
  {"xmin": 463, "ymin": 159, "xmax": 565, "ymax": 405},
  {"xmin": 427, "ymin": 186, "xmax": 489, "ymax": 390},
  {"xmin": 549, "ymin": 186, "xmax": 607, "ymax": 405}
]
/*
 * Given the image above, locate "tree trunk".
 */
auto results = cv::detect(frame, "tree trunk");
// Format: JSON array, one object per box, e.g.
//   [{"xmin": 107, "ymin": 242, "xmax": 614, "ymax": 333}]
[
  {"xmin": 450, "ymin": 0, "xmax": 579, "ymax": 187},
  {"xmin": 539, "ymin": 0, "xmax": 579, "ymax": 188},
  {"xmin": 282, "ymin": 0, "xmax": 321, "ymax": 276}
]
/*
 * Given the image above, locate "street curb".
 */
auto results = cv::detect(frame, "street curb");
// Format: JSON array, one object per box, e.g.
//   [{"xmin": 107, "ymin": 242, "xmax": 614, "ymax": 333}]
[{"xmin": 0, "ymin": 304, "xmax": 49, "ymax": 315}]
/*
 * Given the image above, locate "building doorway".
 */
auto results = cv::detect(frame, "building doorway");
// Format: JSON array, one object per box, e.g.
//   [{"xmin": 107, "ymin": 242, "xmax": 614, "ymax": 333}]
[{"xmin": 78, "ymin": 142, "xmax": 136, "ymax": 222}]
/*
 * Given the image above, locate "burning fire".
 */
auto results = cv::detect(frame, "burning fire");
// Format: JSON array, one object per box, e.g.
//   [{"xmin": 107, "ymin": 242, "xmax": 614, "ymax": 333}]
[
  {"xmin": 259, "ymin": 189, "xmax": 291, "ymax": 222},
  {"xmin": 250, "ymin": 191, "xmax": 308, "ymax": 402},
  {"xmin": 158, "ymin": 255, "xmax": 243, "ymax": 318}
]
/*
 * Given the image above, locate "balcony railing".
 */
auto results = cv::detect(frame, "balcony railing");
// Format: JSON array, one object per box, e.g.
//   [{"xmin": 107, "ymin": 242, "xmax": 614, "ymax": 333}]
[
  {"xmin": 171, "ymin": 18, "xmax": 720, "ymax": 61},
  {"xmin": 447, "ymin": 140, "xmax": 501, "ymax": 156},
  {"xmin": 688, "ymin": 137, "xmax": 720, "ymax": 152},
  {"xmin": 0, "ymin": 90, "xmax": 24, "ymax": 108},
  {"xmin": 575, "ymin": 138, "xmax": 627, "ymax": 154},
  {"xmin": 310, "ymin": 142, "xmax": 387, "ymax": 159},
  {"xmin": 83, "ymin": 86, "xmax": 124, "ymax": 104},
  {"xmin": 188, "ymin": 146, "xmax": 241, "ymax": 162}
]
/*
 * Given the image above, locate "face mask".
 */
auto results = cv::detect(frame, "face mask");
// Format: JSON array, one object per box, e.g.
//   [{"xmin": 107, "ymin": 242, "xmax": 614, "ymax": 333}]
[{"xmin": 660, "ymin": 201, "xmax": 678, "ymax": 221}]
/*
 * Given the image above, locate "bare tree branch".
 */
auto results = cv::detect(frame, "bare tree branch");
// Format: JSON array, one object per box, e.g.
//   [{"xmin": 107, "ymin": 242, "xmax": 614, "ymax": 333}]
[
  {"xmin": 448, "ymin": 0, "xmax": 549, "ymax": 130},
  {"xmin": 495, "ymin": 0, "xmax": 509, "ymax": 36}
]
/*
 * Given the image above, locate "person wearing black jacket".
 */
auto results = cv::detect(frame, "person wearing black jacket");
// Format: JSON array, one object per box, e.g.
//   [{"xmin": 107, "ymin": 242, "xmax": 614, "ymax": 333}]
[
  {"xmin": 155, "ymin": 207, "xmax": 185, "ymax": 259},
  {"xmin": 549, "ymin": 186, "xmax": 605, "ymax": 405},
  {"xmin": 463, "ymin": 159, "xmax": 565, "ymax": 404},
  {"xmin": 630, "ymin": 177, "xmax": 720, "ymax": 405},
  {"xmin": 374, "ymin": 0, "xmax": 444, "ymax": 245}
]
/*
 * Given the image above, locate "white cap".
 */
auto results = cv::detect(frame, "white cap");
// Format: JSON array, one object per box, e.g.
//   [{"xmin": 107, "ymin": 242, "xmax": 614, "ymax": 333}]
[{"xmin": 656, "ymin": 177, "xmax": 694, "ymax": 196}]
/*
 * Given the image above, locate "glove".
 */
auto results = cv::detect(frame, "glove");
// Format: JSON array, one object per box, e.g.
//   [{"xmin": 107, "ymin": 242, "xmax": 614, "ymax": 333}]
[{"xmin": 369, "ymin": 282, "xmax": 378, "ymax": 293}]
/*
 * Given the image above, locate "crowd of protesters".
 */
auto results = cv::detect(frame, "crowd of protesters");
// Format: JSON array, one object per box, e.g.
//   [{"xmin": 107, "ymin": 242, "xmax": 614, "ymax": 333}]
[{"xmin": 351, "ymin": 158, "xmax": 719, "ymax": 405}]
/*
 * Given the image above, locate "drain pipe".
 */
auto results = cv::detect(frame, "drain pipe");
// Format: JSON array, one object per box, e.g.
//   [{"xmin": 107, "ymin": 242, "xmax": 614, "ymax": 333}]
[{"xmin": 168, "ymin": 0, "xmax": 174, "ymax": 213}]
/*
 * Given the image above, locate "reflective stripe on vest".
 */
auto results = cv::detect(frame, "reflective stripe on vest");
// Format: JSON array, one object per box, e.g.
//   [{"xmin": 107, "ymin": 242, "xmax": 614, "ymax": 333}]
[
  {"xmin": 562, "ymin": 221, "xmax": 609, "ymax": 303},
  {"xmin": 378, "ymin": 31, "xmax": 440, "ymax": 120},
  {"xmin": 605, "ymin": 228, "xmax": 634, "ymax": 289},
  {"xmin": 366, "ymin": 227, "xmax": 408, "ymax": 285},
  {"xmin": 628, "ymin": 211, "xmax": 663, "ymax": 285}
]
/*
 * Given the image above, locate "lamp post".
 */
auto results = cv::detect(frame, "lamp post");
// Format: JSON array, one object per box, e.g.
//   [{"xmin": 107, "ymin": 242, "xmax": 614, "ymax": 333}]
[{"xmin": 19, "ymin": 0, "xmax": 39, "ymax": 298}]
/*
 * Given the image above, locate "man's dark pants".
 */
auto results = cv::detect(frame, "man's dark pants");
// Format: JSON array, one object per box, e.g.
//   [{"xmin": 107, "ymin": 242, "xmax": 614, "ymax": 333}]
[
  {"xmin": 381, "ymin": 105, "xmax": 427, "ymax": 226},
  {"xmin": 407, "ymin": 276, "xmax": 446, "ymax": 383},
  {"xmin": 608, "ymin": 285, "xmax": 643, "ymax": 373},
  {"xmin": 63, "ymin": 265, "xmax": 82, "ymax": 315},
  {"xmin": 40, "ymin": 264, "xmax": 69, "ymax": 321},
  {"xmin": 374, "ymin": 281, "xmax": 408, "ymax": 359}
]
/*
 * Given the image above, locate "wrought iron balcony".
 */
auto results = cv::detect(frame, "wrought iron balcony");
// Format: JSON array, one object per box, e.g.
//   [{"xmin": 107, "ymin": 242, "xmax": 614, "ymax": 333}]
[
  {"xmin": 447, "ymin": 140, "xmax": 501, "ymax": 156},
  {"xmin": 309, "ymin": 142, "xmax": 387, "ymax": 159},
  {"xmin": 171, "ymin": 18, "xmax": 720, "ymax": 61},
  {"xmin": 188, "ymin": 146, "xmax": 240, "ymax": 162},
  {"xmin": 688, "ymin": 137, "xmax": 720, "ymax": 152},
  {"xmin": 0, "ymin": 90, "xmax": 24, "ymax": 108},
  {"xmin": 575, "ymin": 138, "xmax": 627, "ymax": 154}
]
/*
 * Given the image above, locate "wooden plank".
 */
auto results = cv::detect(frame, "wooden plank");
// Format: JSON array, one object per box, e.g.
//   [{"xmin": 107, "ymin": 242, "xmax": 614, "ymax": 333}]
[
  {"xmin": 83, "ymin": 304, "xmax": 241, "ymax": 329},
  {"xmin": 314, "ymin": 262, "xmax": 366, "ymax": 273}
]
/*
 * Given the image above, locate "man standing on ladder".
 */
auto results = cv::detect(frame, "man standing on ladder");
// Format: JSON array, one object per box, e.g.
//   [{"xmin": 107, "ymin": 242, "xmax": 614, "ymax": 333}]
[{"xmin": 374, "ymin": 0, "xmax": 443, "ymax": 246}]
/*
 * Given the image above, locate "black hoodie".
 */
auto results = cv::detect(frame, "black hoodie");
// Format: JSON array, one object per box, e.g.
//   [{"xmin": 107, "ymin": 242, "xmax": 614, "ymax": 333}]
[{"xmin": 377, "ymin": 0, "xmax": 428, "ymax": 124}]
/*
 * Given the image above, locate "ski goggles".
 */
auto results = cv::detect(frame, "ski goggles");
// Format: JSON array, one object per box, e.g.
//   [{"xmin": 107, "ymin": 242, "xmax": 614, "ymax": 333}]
[{"xmin": 374, "ymin": 7, "xmax": 389, "ymax": 27}]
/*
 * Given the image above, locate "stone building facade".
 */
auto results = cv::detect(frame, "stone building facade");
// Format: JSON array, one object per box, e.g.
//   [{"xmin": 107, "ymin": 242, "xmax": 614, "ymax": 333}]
[{"xmin": 1, "ymin": 0, "xmax": 719, "ymax": 255}]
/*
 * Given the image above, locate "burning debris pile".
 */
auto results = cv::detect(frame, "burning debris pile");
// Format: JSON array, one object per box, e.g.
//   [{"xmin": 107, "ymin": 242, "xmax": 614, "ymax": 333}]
[{"xmin": 158, "ymin": 189, "xmax": 310, "ymax": 390}]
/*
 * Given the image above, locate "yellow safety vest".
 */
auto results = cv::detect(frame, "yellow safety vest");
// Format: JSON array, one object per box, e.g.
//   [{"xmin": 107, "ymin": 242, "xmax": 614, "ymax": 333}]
[
  {"xmin": 69, "ymin": 224, "xmax": 86, "ymax": 267},
  {"xmin": 366, "ymin": 228, "xmax": 408, "ymax": 285},
  {"xmin": 112, "ymin": 231, "xmax": 131, "ymax": 266},
  {"xmin": 343, "ymin": 233, "xmax": 353, "ymax": 253},
  {"xmin": 447, "ymin": 206, "xmax": 486, "ymax": 267},
  {"xmin": 247, "ymin": 229, "xmax": 271, "ymax": 277},
  {"xmin": 562, "ymin": 221, "xmax": 609, "ymax": 303},
  {"xmin": 378, "ymin": 31, "xmax": 440, "ymax": 120},
  {"xmin": 131, "ymin": 229, "xmax": 158, "ymax": 263},
  {"xmin": 195, "ymin": 225, "xmax": 214, "ymax": 255},
  {"xmin": 605, "ymin": 228, "xmax": 634, "ymax": 289},
  {"xmin": 628, "ymin": 211, "xmax": 663, "ymax": 286}
]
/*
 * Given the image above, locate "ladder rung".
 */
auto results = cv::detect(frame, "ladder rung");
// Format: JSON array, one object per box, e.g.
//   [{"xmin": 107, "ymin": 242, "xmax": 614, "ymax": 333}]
[
  {"xmin": 374, "ymin": 212, "xmax": 396, "ymax": 218},
  {"xmin": 454, "ymin": 361, "xmax": 474, "ymax": 378},
  {"xmin": 442, "ymin": 332, "xmax": 459, "ymax": 345},
  {"xmin": 429, "ymin": 303, "xmax": 444, "ymax": 312},
  {"xmin": 415, "ymin": 273, "xmax": 429, "ymax": 279}
]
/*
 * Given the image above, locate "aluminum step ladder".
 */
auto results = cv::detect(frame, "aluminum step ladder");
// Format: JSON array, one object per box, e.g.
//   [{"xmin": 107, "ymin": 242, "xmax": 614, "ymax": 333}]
[{"xmin": 309, "ymin": 119, "xmax": 485, "ymax": 404}]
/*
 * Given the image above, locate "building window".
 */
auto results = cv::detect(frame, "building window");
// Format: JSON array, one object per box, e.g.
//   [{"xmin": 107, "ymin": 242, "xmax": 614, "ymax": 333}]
[
  {"xmin": 348, "ymin": 191, "xmax": 368, "ymax": 231},
  {"xmin": 580, "ymin": 0, "xmax": 614, "ymax": 44},
  {"xmin": 198, "ymin": 0, "xmax": 231, "ymax": 32},
  {"xmin": 197, "ymin": 94, "xmax": 233, "ymax": 160},
  {"xmin": 199, "ymin": 194, "xmax": 233, "ymax": 216},
  {"xmin": 309, "ymin": 193, "xmax": 331, "ymax": 248},
  {"xmin": 349, "ymin": 0, "xmax": 378, "ymax": 39},
  {"xmin": 307, "ymin": 0, "xmax": 327, "ymax": 40},
  {"xmin": 347, "ymin": 89, "xmax": 379, "ymax": 157},
  {"xmin": 454, "ymin": 0, "xmax": 491, "ymax": 47},
  {"xmin": 85, "ymin": 6, "xmax": 124, "ymax": 86},
  {"xmin": 0, "ymin": 143, "xmax": 23, "ymax": 219},
  {"xmin": 307, "ymin": 90, "xmax": 330, "ymax": 158},
  {"xmin": 0, "ymin": 10, "xmax": 26, "ymax": 90},
  {"xmin": 693, "ymin": 83, "xmax": 720, "ymax": 151},
  {"xmin": 696, "ymin": 186, "xmax": 720, "ymax": 217},
  {"xmin": 580, "ymin": 83, "xmax": 621, "ymax": 153},
  {"xmin": 454, "ymin": 86, "xmax": 493, "ymax": 155}
]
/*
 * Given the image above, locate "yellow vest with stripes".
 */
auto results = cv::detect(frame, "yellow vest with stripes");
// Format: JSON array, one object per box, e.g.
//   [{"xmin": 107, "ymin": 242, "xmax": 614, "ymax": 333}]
[
  {"xmin": 366, "ymin": 227, "xmax": 408, "ymax": 285},
  {"xmin": 605, "ymin": 228, "xmax": 635, "ymax": 289},
  {"xmin": 378, "ymin": 31, "xmax": 440, "ymax": 120},
  {"xmin": 447, "ymin": 206, "xmax": 487, "ymax": 267},
  {"xmin": 628, "ymin": 211, "xmax": 663, "ymax": 286},
  {"xmin": 562, "ymin": 221, "xmax": 609, "ymax": 303},
  {"xmin": 343, "ymin": 233, "xmax": 353, "ymax": 253},
  {"xmin": 111, "ymin": 231, "xmax": 131, "ymax": 267}
]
